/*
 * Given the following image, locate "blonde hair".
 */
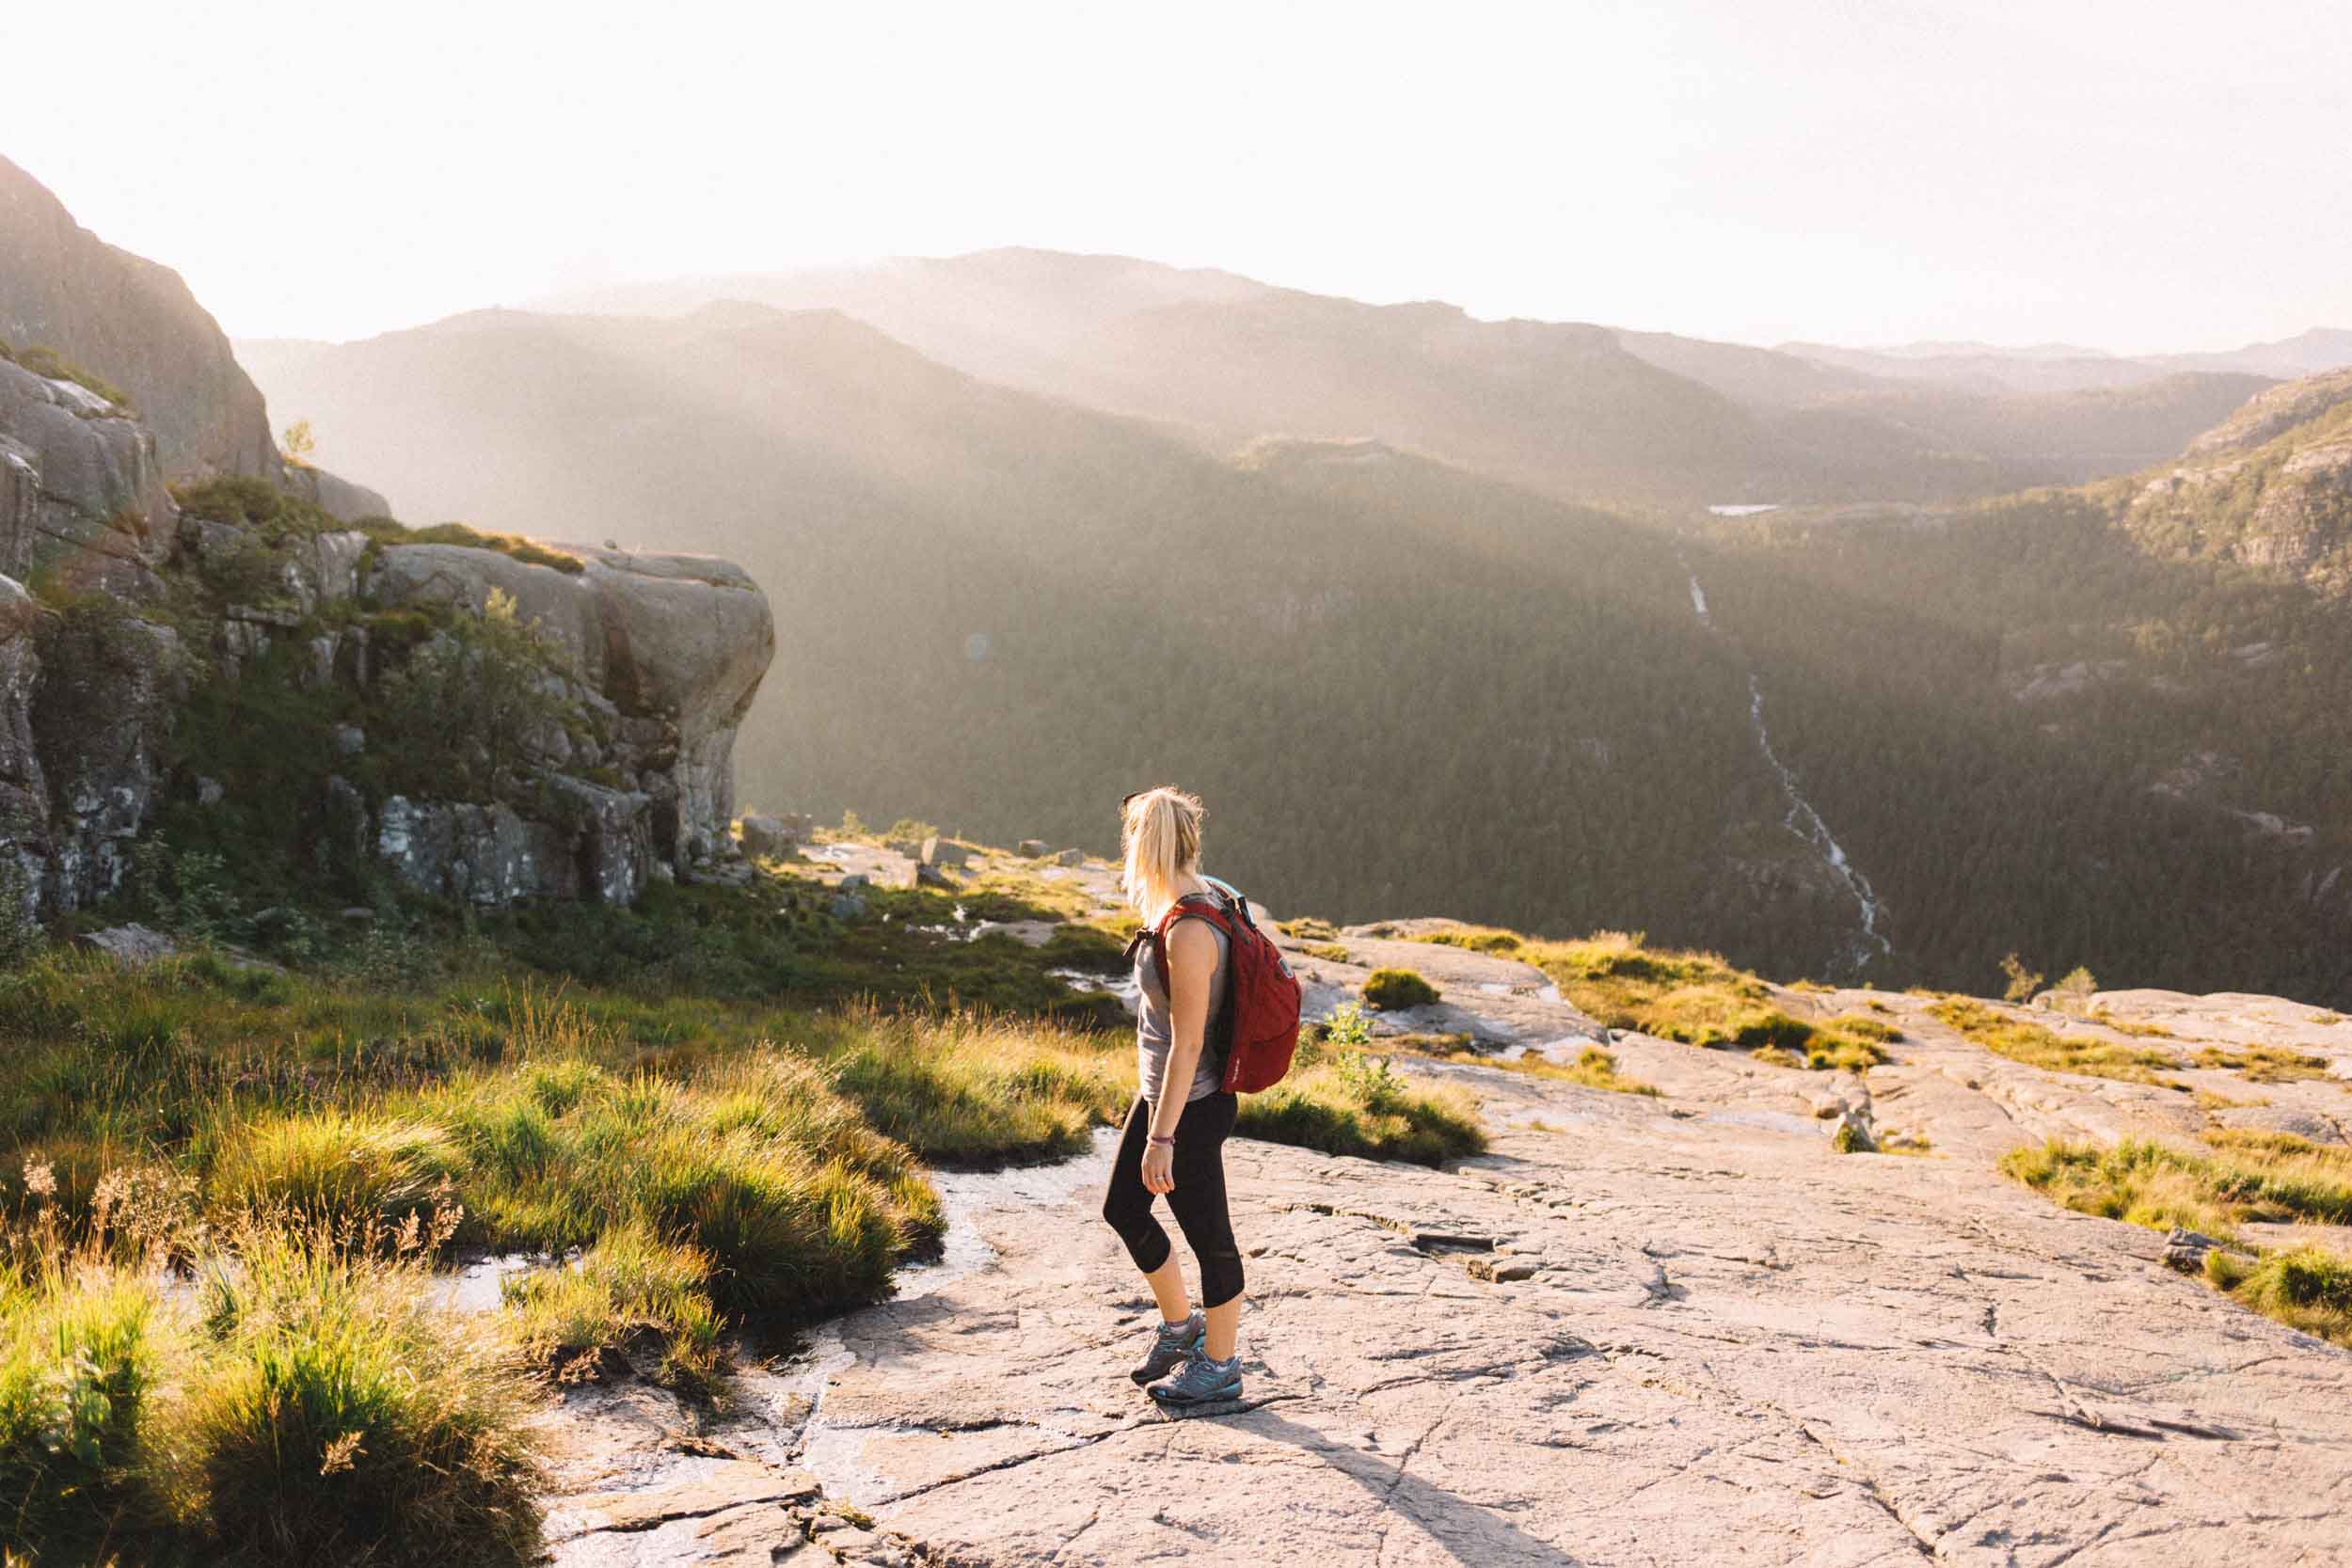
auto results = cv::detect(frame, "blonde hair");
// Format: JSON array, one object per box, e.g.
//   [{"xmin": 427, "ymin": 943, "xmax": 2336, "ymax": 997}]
[{"xmin": 1120, "ymin": 785, "xmax": 1205, "ymax": 922}]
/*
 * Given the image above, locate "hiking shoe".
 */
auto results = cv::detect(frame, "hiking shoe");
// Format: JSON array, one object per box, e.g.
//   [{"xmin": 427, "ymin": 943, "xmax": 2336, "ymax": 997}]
[
  {"xmin": 1147, "ymin": 1348, "xmax": 1243, "ymax": 1406},
  {"xmin": 1130, "ymin": 1311, "xmax": 1205, "ymax": 1386}
]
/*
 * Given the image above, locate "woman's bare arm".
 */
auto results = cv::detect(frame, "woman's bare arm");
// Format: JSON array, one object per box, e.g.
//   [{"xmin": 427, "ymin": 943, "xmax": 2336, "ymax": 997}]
[{"xmin": 1150, "ymin": 917, "xmax": 1219, "ymax": 1139}]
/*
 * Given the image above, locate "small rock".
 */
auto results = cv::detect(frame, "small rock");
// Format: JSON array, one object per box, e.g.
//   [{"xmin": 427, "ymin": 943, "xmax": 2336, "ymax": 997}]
[
  {"xmin": 331, "ymin": 722, "xmax": 365, "ymax": 754},
  {"xmin": 1018, "ymin": 838, "xmax": 1049, "ymax": 858},
  {"xmin": 1469, "ymin": 1258, "xmax": 1540, "ymax": 1283},
  {"xmin": 2163, "ymin": 1227, "xmax": 2228, "ymax": 1275},
  {"xmin": 837, "ymin": 873, "xmax": 869, "ymax": 894},
  {"xmin": 1054, "ymin": 847, "xmax": 1086, "ymax": 867},
  {"xmin": 77, "ymin": 924, "xmax": 174, "ymax": 967},
  {"xmin": 339, "ymin": 906, "xmax": 375, "ymax": 923},
  {"xmin": 829, "ymin": 893, "xmax": 869, "ymax": 921},
  {"xmin": 194, "ymin": 774, "xmax": 226, "ymax": 807},
  {"xmin": 915, "ymin": 863, "xmax": 955, "ymax": 887}
]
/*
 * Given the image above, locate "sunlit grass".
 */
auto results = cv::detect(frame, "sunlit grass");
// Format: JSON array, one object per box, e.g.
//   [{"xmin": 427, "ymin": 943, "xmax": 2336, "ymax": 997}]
[
  {"xmin": 2003, "ymin": 1130, "xmax": 2352, "ymax": 1351},
  {"xmin": 1931, "ymin": 997, "xmax": 2177, "ymax": 1084},
  {"xmin": 2189, "ymin": 1044, "xmax": 2334, "ymax": 1083},
  {"xmin": 1237, "ymin": 1044, "xmax": 1486, "ymax": 1166}
]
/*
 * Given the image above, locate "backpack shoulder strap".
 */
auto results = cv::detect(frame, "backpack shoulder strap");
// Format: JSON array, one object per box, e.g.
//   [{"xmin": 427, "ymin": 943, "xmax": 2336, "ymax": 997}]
[{"xmin": 1120, "ymin": 893, "xmax": 1233, "ymax": 993}]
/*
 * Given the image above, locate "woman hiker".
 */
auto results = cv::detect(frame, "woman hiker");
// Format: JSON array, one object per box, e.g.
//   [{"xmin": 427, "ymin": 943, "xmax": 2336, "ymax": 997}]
[{"xmin": 1100, "ymin": 785, "xmax": 1248, "ymax": 1406}]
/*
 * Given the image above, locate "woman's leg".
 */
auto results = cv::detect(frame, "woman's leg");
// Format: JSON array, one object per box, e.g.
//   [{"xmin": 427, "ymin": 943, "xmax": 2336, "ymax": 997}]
[
  {"xmin": 1100, "ymin": 1095, "xmax": 1189, "ymax": 1322},
  {"xmin": 1164, "ymin": 1093, "xmax": 1244, "ymax": 1357}
]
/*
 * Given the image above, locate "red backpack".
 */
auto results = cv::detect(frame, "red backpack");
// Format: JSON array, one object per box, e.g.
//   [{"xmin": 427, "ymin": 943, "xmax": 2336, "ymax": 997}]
[{"xmin": 1124, "ymin": 886, "xmax": 1303, "ymax": 1093}]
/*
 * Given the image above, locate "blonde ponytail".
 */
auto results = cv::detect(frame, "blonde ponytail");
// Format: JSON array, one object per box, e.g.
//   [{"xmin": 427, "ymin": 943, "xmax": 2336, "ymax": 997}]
[{"xmin": 1120, "ymin": 785, "xmax": 1205, "ymax": 922}]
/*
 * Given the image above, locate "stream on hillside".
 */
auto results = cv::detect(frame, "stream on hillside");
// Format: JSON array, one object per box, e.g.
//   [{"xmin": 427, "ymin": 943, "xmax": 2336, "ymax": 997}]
[{"xmin": 1684, "ymin": 561, "xmax": 1894, "ymax": 979}]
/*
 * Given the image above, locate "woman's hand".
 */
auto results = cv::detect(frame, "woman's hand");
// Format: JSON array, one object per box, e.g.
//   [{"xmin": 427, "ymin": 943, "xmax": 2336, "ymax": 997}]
[{"xmin": 1142, "ymin": 1141, "xmax": 1176, "ymax": 1195}]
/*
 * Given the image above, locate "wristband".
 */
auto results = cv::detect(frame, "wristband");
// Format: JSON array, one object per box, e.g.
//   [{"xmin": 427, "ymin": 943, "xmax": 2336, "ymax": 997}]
[{"xmin": 1148, "ymin": 1134, "xmax": 1175, "ymax": 1147}]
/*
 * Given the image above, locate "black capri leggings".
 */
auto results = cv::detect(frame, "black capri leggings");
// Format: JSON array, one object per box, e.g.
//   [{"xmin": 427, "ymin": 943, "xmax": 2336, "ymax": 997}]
[{"xmin": 1100, "ymin": 1091, "xmax": 1245, "ymax": 1309}]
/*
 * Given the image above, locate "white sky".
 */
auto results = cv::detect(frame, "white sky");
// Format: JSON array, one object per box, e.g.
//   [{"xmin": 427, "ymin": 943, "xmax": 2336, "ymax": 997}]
[{"xmin": 8, "ymin": 1, "xmax": 2345, "ymax": 352}]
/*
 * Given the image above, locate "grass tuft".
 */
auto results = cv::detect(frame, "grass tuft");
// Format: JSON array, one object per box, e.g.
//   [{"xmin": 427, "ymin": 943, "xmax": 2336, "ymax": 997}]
[
  {"xmin": 1931, "ymin": 998, "xmax": 2175, "ymax": 1083},
  {"xmin": 1237, "ymin": 1046, "xmax": 1485, "ymax": 1166},
  {"xmin": 1361, "ymin": 967, "xmax": 1439, "ymax": 1011}
]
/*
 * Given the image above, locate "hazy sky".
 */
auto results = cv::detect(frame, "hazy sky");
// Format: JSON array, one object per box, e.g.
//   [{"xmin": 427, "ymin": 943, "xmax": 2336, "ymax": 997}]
[{"xmin": 9, "ymin": 1, "xmax": 2346, "ymax": 352}]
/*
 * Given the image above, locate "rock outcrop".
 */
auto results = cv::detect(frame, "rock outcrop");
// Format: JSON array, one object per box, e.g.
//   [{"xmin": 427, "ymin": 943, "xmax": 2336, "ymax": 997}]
[
  {"xmin": 0, "ymin": 165, "xmax": 774, "ymax": 915},
  {"xmin": 0, "ymin": 356, "xmax": 173, "ymax": 596},
  {"xmin": 366, "ymin": 541, "xmax": 774, "ymax": 878}
]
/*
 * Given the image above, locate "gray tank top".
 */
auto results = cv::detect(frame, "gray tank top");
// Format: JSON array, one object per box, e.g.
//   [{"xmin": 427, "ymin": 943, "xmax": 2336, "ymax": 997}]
[{"xmin": 1136, "ymin": 895, "xmax": 1232, "ymax": 1106}]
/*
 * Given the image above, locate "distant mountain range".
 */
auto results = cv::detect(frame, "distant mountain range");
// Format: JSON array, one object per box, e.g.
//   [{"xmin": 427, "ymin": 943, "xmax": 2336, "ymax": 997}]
[
  {"xmin": 1778, "ymin": 327, "xmax": 2352, "ymax": 396},
  {"xmin": 513, "ymin": 251, "xmax": 2304, "ymax": 510}
]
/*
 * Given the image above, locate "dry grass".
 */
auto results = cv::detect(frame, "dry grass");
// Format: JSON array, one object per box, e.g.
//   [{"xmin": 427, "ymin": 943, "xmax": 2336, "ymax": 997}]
[
  {"xmin": 2189, "ymin": 1045, "xmax": 2334, "ymax": 1084},
  {"xmin": 1930, "ymin": 998, "xmax": 2177, "ymax": 1084},
  {"xmin": 2000, "ymin": 1131, "xmax": 2352, "ymax": 1239}
]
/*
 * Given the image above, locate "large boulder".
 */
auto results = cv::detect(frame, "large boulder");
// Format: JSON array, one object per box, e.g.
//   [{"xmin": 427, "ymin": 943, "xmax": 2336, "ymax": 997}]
[
  {"xmin": 366, "ymin": 541, "xmax": 774, "ymax": 872},
  {"xmin": 0, "ymin": 156, "xmax": 278, "ymax": 481},
  {"xmin": 0, "ymin": 357, "xmax": 173, "ymax": 594}
]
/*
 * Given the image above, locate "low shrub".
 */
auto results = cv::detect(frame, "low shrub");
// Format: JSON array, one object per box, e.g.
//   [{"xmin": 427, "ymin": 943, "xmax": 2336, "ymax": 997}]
[{"xmin": 1362, "ymin": 967, "xmax": 1439, "ymax": 1011}]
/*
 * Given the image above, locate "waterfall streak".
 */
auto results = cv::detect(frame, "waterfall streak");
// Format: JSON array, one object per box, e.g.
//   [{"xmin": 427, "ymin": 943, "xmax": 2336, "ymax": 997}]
[{"xmin": 1684, "ymin": 568, "xmax": 1893, "ymax": 974}]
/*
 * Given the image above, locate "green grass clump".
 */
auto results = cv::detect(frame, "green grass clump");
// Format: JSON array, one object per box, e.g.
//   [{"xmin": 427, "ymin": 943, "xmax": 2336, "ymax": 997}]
[
  {"xmin": 0, "ymin": 1259, "xmax": 163, "ymax": 1559},
  {"xmin": 1279, "ymin": 917, "xmax": 1339, "ymax": 942},
  {"xmin": 172, "ymin": 475, "xmax": 340, "ymax": 541},
  {"xmin": 2204, "ymin": 1245, "xmax": 2352, "ymax": 1347},
  {"xmin": 1237, "ymin": 1047, "xmax": 1485, "ymax": 1166},
  {"xmin": 1931, "ymin": 998, "xmax": 2176, "ymax": 1084},
  {"xmin": 176, "ymin": 1210, "xmax": 542, "ymax": 1567},
  {"xmin": 1361, "ymin": 967, "xmax": 1439, "ymax": 1011},
  {"xmin": 1299, "ymin": 942, "xmax": 1351, "ymax": 964},
  {"xmin": 1525, "ymin": 928, "xmax": 1778, "ymax": 1046},
  {"xmin": 0, "ymin": 1190, "xmax": 540, "ymax": 1568},
  {"xmin": 1825, "ymin": 1014, "xmax": 1902, "ymax": 1044},
  {"xmin": 500, "ymin": 1219, "xmax": 722, "ymax": 1396}
]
